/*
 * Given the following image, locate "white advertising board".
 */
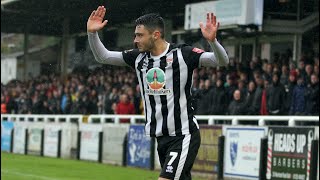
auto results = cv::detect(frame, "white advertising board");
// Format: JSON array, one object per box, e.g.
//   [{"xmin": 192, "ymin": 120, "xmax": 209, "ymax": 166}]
[
  {"xmin": 102, "ymin": 124, "xmax": 129, "ymax": 165},
  {"xmin": 60, "ymin": 123, "xmax": 78, "ymax": 159},
  {"xmin": 79, "ymin": 124, "xmax": 102, "ymax": 161},
  {"xmin": 44, "ymin": 124, "xmax": 61, "ymax": 157},
  {"xmin": 223, "ymin": 126, "xmax": 267, "ymax": 180},
  {"xmin": 185, "ymin": 0, "xmax": 264, "ymax": 30},
  {"xmin": 27, "ymin": 123, "xmax": 44, "ymax": 155},
  {"xmin": 13, "ymin": 122, "xmax": 28, "ymax": 154},
  {"xmin": 1, "ymin": 58, "xmax": 17, "ymax": 84}
]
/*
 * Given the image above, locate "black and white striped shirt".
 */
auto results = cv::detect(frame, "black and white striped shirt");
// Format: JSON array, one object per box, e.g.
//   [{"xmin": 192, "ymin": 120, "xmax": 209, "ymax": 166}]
[{"xmin": 88, "ymin": 32, "xmax": 229, "ymax": 137}]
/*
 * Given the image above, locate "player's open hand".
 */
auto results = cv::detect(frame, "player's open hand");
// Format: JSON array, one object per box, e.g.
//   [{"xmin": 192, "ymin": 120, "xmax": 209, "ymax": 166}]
[
  {"xmin": 87, "ymin": 6, "xmax": 108, "ymax": 33},
  {"xmin": 199, "ymin": 12, "xmax": 220, "ymax": 42}
]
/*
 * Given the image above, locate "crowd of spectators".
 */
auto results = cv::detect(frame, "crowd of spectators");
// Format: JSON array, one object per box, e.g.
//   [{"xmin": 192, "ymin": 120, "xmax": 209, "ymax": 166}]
[
  {"xmin": 1, "ymin": 66, "xmax": 142, "ymax": 120},
  {"xmin": 1, "ymin": 52, "xmax": 319, "ymax": 117}
]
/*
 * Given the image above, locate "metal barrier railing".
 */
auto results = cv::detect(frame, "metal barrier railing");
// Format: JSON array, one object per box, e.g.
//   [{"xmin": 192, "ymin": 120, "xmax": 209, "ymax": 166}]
[{"xmin": 1, "ymin": 114, "xmax": 318, "ymax": 127}]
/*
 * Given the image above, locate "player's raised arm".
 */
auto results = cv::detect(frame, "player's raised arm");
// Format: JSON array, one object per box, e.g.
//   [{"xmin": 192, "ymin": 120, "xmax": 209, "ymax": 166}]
[
  {"xmin": 199, "ymin": 12, "xmax": 229, "ymax": 67},
  {"xmin": 87, "ymin": 6, "xmax": 128, "ymax": 66}
]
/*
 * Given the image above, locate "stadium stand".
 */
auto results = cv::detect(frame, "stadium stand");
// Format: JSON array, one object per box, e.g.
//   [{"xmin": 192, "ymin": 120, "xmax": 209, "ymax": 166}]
[{"xmin": 1, "ymin": 53, "xmax": 319, "ymax": 116}]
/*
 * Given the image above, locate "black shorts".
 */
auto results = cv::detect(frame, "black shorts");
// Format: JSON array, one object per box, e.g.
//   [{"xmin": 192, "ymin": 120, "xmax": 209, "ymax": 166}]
[{"xmin": 156, "ymin": 130, "xmax": 201, "ymax": 180}]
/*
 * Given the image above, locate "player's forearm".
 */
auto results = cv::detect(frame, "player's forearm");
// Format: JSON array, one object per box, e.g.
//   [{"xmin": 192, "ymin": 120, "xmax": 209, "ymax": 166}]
[
  {"xmin": 208, "ymin": 39, "xmax": 229, "ymax": 66},
  {"xmin": 87, "ymin": 32, "xmax": 126, "ymax": 66},
  {"xmin": 199, "ymin": 40, "xmax": 229, "ymax": 67}
]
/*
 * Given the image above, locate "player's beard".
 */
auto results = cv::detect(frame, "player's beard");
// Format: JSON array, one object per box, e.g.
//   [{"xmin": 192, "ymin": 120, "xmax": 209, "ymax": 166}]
[{"xmin": 135, "ymin": 36, "xmax": 155, "ymax": 53}]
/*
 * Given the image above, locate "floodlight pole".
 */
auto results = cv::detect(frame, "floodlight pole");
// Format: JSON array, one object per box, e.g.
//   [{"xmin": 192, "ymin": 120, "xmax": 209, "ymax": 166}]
[
  {"xmin": 23, "ymin": 25, "xmax": 30, "ymax": 81},
  {"xmin": 60, "ymin": 17, "xmax": 69, "ymax": 81}
]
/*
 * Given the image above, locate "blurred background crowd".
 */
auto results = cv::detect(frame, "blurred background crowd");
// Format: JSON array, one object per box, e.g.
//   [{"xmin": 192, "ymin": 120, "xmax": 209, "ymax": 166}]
[{"xmin": 1, "ymin": 51, "xmax": 319, "ymax": 117}]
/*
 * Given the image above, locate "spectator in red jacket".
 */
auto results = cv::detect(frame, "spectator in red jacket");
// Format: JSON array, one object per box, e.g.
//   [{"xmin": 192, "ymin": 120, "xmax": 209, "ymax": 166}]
[
  {"xmin": 116, "ymin": 94, "xmax": 135, "ymax": 123},
  {"xmin": 1, "ymin": 95, "xmax": 7, "ymax": 114}
]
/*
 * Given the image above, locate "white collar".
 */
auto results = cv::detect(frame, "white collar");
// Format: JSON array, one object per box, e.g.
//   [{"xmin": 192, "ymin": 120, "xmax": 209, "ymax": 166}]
[{"xmin": 150, "ymin": 43, "xmax": 170, "ymax": 59}]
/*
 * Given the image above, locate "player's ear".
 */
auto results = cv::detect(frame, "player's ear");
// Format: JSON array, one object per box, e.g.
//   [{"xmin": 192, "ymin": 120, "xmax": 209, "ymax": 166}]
[{"xmin": 153, "ymin": 30, "xmax": 161, "ymax": 40}]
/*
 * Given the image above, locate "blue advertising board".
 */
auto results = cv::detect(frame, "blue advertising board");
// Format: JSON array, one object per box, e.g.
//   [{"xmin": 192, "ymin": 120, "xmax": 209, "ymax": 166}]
[
  {"xmin": 1, "ymin": 121, "xmax": 14, "ymax": 152},
  {"xmin": 127, "ymin": 125, "xmax": 152, "ymax": 169}
]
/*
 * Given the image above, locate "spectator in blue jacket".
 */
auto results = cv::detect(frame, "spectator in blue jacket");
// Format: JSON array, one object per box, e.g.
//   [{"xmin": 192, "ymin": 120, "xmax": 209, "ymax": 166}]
[{"xmin": 290, "ymin": 76, "xmax": 306, "ymax": 115}]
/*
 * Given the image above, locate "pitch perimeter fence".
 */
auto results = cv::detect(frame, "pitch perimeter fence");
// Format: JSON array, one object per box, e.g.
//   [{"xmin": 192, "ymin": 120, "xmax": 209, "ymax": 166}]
[{"xmin": 1, "ymin": 114, "xmax": 319, "ymax": 179}]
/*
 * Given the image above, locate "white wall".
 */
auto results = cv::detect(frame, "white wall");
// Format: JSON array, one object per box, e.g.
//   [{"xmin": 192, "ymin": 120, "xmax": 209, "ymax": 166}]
[{"xmin": 1, "ymin": 58, "xmax": 17, "ymax": 84}]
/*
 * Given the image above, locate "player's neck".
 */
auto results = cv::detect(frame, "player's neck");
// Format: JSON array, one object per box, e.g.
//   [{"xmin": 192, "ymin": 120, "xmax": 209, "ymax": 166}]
[{"xmin": 150, "ymin": 39, "xmax": 168, "ymax": 57}]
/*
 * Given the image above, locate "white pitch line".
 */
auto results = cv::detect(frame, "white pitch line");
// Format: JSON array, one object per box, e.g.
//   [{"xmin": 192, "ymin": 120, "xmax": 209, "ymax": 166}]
[{"xmin": 1, "ymin": 169, "xmax": 60, "ymax": 180}]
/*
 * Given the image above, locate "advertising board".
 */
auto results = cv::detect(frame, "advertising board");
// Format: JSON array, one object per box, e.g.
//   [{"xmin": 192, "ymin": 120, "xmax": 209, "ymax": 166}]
[
  {"xmin": 223, "ymin": 126, "xmax": 267, "ymax": 179},
  {"xmin": 79, "ymin": 124, "xmax": 102, "ymax": 161},
  {"xmin": 127, "ymin": 125, "xmax": 153, "ymax": 169},
  {"xmin": 266, "ymin": 127, "xmax": 315, "ymax": 180},
  {"xmin": 193, "ymin": 125, "xmax": 222, "ymax": 173},
  {"xmin": 1, "ymin": 121, "xmax": 14, "ymax": 152},
  {"xmin": 13, "ymin": 122, "xmax": 28, "ymax": 154},
  {"xmin": 102, "ymin": 124, "xmax": 129, "ymax": 165}
]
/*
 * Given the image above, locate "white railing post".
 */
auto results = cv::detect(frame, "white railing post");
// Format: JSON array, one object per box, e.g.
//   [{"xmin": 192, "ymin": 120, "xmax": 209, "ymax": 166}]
[
  {"xmin": 88, "ymin": 116, "xmax": 92, "ymax": 123},
  {"xmin": 130, "ymin": 117, "xmax": 136, "ymax": 124},
  {"xmin": 114, "ymin": 117, "xmax": 120, "ymax": 124},
  {"xmin": 208, "ymin": 117, "xmax": 214, "ymax": 125},
  {"xmin": 289, "ymin": 118, "xmax": 296, "ymax": 127},
  {"xmin": 44, "ymin": 115, "xmax": 49, "ymax": 123},
  {"xmin": 232, "ymin": 118, "xmax": 238, "ymax": 125},
  {"xmin": 259, "ymin": 119, "xmax": 265, "ymax": 126}
]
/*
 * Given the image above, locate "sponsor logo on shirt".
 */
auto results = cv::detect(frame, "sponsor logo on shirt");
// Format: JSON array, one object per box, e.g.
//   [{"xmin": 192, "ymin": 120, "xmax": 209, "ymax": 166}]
[{"xmin": 145, "ymin": 67, "xmax": 171, "ymax": 95}]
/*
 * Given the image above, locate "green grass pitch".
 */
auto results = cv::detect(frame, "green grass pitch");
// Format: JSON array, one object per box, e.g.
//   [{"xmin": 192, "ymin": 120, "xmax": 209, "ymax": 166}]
[{"xmin": 1, "ymin": 152, "xmax": 207, "ymax": 180}]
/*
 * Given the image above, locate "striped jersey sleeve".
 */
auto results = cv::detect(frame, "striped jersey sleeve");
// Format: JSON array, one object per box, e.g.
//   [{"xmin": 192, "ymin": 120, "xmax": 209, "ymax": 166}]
[
  {"xmin": 122, "ymin": 49, "xmax": 140, "ymax": 68},
  {"xmin": 181, "ymin": 46, "xmax": 205, "ymax": 70}
]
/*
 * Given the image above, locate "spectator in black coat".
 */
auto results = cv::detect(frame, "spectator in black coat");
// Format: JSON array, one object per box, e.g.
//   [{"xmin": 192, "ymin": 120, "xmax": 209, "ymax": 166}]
[
  {"xmin": 263, "ymin": 63, "xmax": 273, "ymax": 83},
  {"xmin": 237, "ymin": 80, "xmax": 248, "ymax": 99},
  {"xmin": 227, "ymin": 89, "xmax": 246, "ymax": 115},
  {"xmin": 210, "ymin": 79, "xmax": 227, "ymax": 115},
  {"xmin": 104, "ymin": 87, "xmax": 119, "ymax": 114},
  {"xmin": 245, "ymin": 81, "xmax": 256, "ymax": 115},
  {"xmin": 305, "ymin": 74, "xmax": 319, "ymax": 115},
  {"xmin": 224, "ymin": 74, "xmax": 238, "ymax": 105},
  {"xmin": 32, "ymin": 94, "xmax": 44, "ymax": 114},
  {"xmin": 266, "ymin": 73, "xmax": 286, "ymax": 115},
  {"xmin": 284, "ymin": 70, "xmax": 297, "ymax": 114},
  {"xmin": 88, "ymin": 89, "xmax": 98, "ymax": 114},
  {"xmin": 250, "ymin": 75, "xmax": 264, "ymax": 115},
  {"xmin": 280, "ymin": 65, "xmax": 289, "ymax": 87},
  {"xmin": 195, "ymin": 79, "xmax": 213, "ymax": 115},
  {"xmin": 304, "ymin": 64, "xmax": 313, "ymax": 86}
]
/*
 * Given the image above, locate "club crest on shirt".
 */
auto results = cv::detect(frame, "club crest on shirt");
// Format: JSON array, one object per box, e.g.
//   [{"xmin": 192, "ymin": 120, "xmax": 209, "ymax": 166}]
[
  {"xmin": 192, "ymin": 47, "xmax": 205, "ymax": 53},
  {"xmin": 145, "ymin": 67, "xmax": 171, "ymax": 95},
  {"xmin": 166, "ymin": 58, "xmax": 173, "ymax": 66}
]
